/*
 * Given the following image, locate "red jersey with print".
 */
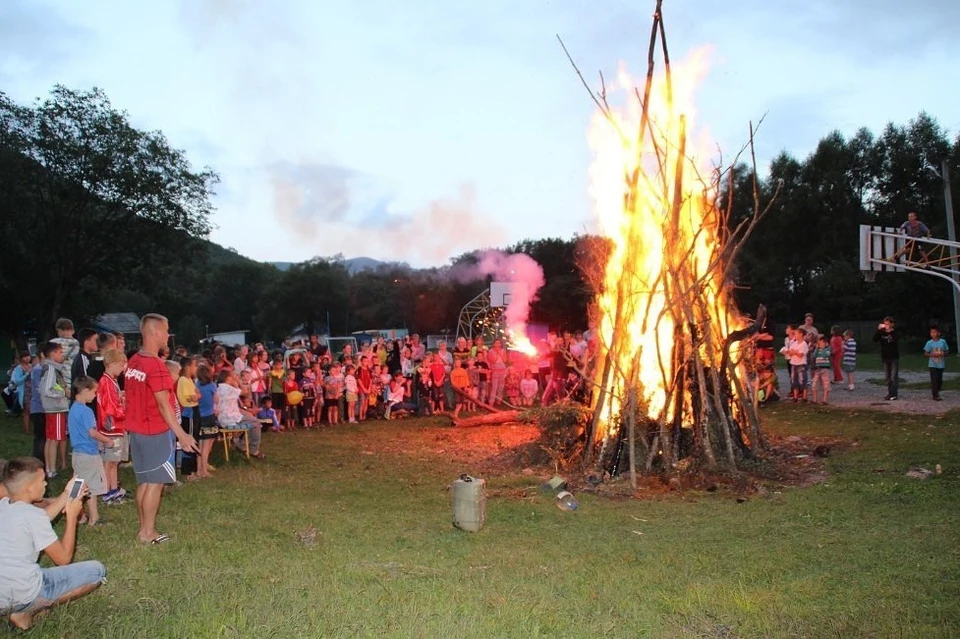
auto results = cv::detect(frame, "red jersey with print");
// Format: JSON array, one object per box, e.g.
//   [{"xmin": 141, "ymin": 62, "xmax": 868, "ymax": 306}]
[
  {"xmin": 124, "ymin": 353, "xmax": 174, "ymax": 436},
  {"xmin": 96, "ymin": 374, "xmax": 125, "ymax": 437},
  {"xmin": 357, "ymin": 367, "xmax": 372, "ymax": 393},
  {"xmin": 430, "ymin": 361, "xmax": 446, "ymax": 385}
]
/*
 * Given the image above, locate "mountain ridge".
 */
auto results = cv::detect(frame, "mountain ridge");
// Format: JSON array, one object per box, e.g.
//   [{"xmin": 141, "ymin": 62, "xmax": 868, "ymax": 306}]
[{"xmin": 270, "ymin": 256, "xmax": 388, "ymax": 274}]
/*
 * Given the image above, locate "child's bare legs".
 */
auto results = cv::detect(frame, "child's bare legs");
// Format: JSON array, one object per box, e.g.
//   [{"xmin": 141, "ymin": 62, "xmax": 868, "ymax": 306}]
[
  {"xmin": 359, "ymin": 395, "xmax": 367, "ymax": 421},
  {"xmin": 845, "ymin": 370, "xmax": 855, "ymax": 390},
  {"xmin": 199, "ymin": 439, "xmax": 213, "ymax": 477},
  {"xmin": 347, "ymin": 401, "xmax": 356, "ymax": 423},
  {"xmin": 44, "ymin": 439, "xmax": 58, "ymax": 474},
  {"xmin": 810, "ymin": 375, "xmax": 821, "ymax": 403},
  {"xmin": 87, "ymin": 495, "xmax": 100, "ymax": 525},
  {"xmin": 105, "ymin": 461, "xmax": 119, "ymax": 491},
  {"xmin": 58, "ymin": 441, "xmax": 67, "ymax": 470},
  {"xmin": 821, "ymin": 373, "xmax": 830, "ymax": 403}
]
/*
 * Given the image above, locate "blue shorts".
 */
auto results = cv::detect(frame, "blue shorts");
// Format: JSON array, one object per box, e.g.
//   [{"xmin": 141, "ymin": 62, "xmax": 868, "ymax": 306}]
[
  {"xmin": 11, "ymin": 561, "xmax": 105, "ymax": 613},
  {"xmin": 130, "ymin": 431, "xmax": 176, "ymax": 485}
]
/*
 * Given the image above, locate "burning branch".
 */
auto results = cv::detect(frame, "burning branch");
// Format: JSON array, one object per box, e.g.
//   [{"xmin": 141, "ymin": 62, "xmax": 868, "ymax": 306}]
[{"xmin": 560, "ymin": 0, "xmax": 781, "ymax": 475}]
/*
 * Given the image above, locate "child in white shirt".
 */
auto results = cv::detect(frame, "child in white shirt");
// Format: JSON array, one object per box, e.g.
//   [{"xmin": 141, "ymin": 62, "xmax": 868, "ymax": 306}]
[
  {"xmin": 216, "ymin": 371, "xmax": 265, "ymax": 459},
  {"xmin": 780, "ymin": 328, "xmax": 810, "ymax": 402},
  {"xmin": 519, "ymin": 370, "xmax": 539, "ymax": 406}
]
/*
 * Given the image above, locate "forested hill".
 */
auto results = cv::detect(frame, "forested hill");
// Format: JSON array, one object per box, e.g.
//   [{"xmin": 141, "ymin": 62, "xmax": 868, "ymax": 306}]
[{"xmin": 3, "ymin": 84, "xmax": 958, "ymax": 348}]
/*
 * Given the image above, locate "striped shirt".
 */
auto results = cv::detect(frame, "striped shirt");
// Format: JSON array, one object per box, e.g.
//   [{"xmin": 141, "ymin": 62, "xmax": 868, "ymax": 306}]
[{"xmin": 842, "ymin": 338, "xmax": 857, "ymax": 369}]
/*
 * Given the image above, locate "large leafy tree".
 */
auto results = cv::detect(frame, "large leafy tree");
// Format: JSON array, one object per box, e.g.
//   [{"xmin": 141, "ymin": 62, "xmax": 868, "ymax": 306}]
[
  {"xmin": 255, "ymin": 258, "xmax": 349, "ymax": 341},
  {"xmin": 508, "ymin": 237, "xmax": 593, "ymax": 329},
  {"xmin": 729, "ymin": 111, "xmax": 960, "ymax": 338},
  {"xmin": 0, "ymin": 86, "xmax": 218, "ymax": 340}
]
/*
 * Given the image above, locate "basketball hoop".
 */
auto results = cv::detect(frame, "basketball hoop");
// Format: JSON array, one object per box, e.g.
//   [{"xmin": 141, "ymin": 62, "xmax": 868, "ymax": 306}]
[{"xmin": 862, "ymin": 270, "xmax": 876, "ymax": 283}]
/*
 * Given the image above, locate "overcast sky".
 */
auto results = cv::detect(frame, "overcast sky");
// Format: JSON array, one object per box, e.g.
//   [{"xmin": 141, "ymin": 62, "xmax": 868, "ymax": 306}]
[{"xmin": 2, "ymin": 0, "xmax": 957, "ymax": 267}]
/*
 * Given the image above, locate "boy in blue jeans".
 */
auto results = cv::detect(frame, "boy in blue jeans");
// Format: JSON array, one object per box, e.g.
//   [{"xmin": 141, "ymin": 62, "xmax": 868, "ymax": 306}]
[{"xmin": 0, "ymin": 457, "xmax": 106, "ymax": 630}]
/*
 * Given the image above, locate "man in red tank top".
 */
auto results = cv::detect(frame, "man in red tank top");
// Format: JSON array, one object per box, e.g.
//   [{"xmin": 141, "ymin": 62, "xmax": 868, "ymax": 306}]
[{"xmin": 125, "ymin": 314, "xmax": 198, "ymax": 545}]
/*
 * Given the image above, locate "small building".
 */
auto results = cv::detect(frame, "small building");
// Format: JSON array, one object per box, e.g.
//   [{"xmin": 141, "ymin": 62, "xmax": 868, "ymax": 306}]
[
  {"xmin": 92, "ymin": 313, "xmax": 142, "ymax": 338},
  {"xmin": 92, "ymin": 313, "xmax": 178, "ymax": 349},
  {"xmin": 207, "ymin": 330, "xmax": 250, "ymax": 347}
]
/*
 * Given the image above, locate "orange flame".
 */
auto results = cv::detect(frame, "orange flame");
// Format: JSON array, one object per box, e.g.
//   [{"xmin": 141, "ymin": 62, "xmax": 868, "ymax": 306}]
[
  {"xmin": 589, "ymin": 49, "xmax": 743, "ymax": 440},
  {"xmin": 508, "ymin": 331, "xmax": 539, "ymax": 357}
]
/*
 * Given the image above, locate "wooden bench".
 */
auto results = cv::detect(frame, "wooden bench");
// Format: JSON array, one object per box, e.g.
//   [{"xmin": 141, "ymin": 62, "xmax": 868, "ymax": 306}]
[{"xmin": 219, "ymin": 429, "xmax": 250, "ymax": 462}]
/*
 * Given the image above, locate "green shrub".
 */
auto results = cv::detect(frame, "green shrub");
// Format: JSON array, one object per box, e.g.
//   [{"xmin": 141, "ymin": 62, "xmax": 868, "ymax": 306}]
[{"xmin": 523, "ymin": 401, "xmax": 593, "ymax": 471}]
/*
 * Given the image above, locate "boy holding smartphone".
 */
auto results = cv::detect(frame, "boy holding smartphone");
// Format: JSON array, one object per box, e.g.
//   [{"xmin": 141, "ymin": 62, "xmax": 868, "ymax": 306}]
[{"xmin": 0, "ymin": 457, "xmax": 106, "ymax": 630}]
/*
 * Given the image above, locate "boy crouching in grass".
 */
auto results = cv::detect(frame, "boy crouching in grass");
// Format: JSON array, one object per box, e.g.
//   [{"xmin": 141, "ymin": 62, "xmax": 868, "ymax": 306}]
[
  {"xmin": 68, "ymin": 377, "xmax": 118, "ymax": 526},
  {"xmin": 0, "ymin": 457, "xmax": 106, "ymax": 630}
]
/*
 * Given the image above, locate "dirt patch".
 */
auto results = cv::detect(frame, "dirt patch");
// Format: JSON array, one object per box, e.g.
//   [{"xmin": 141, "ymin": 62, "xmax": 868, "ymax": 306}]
[
  {"xmin": 375, "ymin": 419, "xmax": 849, "ymax": 500},
  {"xmin": 775, "ymin": 368, "xmax": 960, "ymax": 415}
]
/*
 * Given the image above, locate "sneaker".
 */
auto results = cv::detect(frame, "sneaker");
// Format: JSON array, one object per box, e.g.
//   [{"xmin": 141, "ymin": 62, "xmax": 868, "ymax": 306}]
[
  {"xmin": 114, "ymin": 487, "xmax": 126, "ymax": 500},
  {"xmin": 934, "ymin": 396, "xmax": 942, "ymax": 401},
  {"xmin": 45, "ymin": 470, "xmax": 58, "ymax": 479},
  {"xmin": 102, "ymin": 490, "xmax": 117, "ymax": 503},
  {"xmin": 847, "ymin": 385, "xmax": 855, "ymax": 391},
  {"xmin": 886, "ymin": 396, "xmax": 898, "ymax": 401}
]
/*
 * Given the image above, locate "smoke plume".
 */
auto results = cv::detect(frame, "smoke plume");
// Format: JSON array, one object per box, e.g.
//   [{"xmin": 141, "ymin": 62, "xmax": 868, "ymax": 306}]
[
  {"xmin": 268, "ymin": 163, "xmax": 507, "ymax": 266},
  {"xmin": 456, "ymin": 249, "xmax": 545, "ymax": 352}
]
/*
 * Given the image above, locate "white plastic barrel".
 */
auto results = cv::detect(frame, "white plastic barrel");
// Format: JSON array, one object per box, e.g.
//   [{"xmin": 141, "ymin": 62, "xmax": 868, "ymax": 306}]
[{"xmin": 451, "ymin": 474, "xmax": 486, "ymax": 532}]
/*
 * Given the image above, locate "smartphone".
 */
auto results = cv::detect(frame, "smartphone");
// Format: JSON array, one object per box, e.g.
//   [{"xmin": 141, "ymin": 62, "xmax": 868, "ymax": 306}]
[{"xmin": 68, "ymin": 478, "xmax": 85, "ymax": 500}]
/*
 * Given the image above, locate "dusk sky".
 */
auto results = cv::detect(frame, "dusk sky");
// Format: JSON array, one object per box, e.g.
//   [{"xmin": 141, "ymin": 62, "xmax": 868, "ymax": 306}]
[{"xmin": 2, "ymin": 0, "xmax": 957, "ymax": 267}]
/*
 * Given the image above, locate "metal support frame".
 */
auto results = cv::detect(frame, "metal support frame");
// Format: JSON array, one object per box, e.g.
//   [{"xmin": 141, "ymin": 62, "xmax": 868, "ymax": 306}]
[
  {"xmin": 860, "ymin": 227, "xmax": 960, "ymax": 294},
  {"xmin": 861, "ymin": 224, "xmax": 960, "ymax": 350},
  {"xmin": 457, "ymin": 289, "xmax": 495, "ymax": 342}
]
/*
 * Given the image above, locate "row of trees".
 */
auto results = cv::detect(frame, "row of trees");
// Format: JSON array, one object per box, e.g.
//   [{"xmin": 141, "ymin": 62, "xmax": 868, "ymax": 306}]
[
  {"xmin": 725, "ymin": 112, "xmax": 960, "ymax": 335},
  {"xmin": 183, "ymin": 237, "xmax": 595, "ymax": 345},
  {"xmin": 2, "ymin": 85, "xmax": 958, "ymax": 348}
]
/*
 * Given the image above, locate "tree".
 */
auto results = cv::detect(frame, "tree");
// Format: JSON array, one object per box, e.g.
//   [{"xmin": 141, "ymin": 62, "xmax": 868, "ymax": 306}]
[
  {"xmin": 256, "ymin": 258, "xmax": 349, "ymax": 341},
  {"xmin": 507, "ymin": 237, "xmax": 593, "ymax": 329},
  {"xmin": 0, "ymin": 86, "xmax": 218, "ymax": 340},
  {"xmin": 199, "ymin": 261, "xmax": 278, "ymax": 339}
]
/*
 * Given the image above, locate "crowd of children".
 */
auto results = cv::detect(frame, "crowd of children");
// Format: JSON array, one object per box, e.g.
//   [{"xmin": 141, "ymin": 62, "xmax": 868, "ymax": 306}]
[
  {"xmin": 2, "ymin": 322, "xmax": 604, "ymax": 535},
  {"xmin": 774, "ymin": 315, "xmax": 859, "ymax": 405},
  {"xmin": 760, "ymin": 312, "xmax": 948, "ymax": 405},
  {"xmin": 190, "ymin": 331, "xmax": 596, "ymax": 431}
]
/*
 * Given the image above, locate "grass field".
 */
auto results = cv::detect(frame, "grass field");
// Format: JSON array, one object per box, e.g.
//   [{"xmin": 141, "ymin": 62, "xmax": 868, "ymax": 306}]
[
  {"xmin": 1, "ymin": 405, "xmax": 959, "ymax": 638},
  {"xmin": 854, "ymin": 352, "xmax": 960, "ymax": 373}
]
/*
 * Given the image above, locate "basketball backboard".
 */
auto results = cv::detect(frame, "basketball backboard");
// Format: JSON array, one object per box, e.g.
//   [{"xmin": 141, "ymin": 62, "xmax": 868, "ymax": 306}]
[{"xmin": 490, "ymin": 282, "xmax": 526, "ymax": 308}]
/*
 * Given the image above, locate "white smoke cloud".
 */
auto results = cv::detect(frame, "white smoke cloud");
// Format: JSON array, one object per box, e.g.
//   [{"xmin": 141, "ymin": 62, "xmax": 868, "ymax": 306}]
[{"xmin": 267, "ymin": 162, "xmax": 508, "ymax": 266}]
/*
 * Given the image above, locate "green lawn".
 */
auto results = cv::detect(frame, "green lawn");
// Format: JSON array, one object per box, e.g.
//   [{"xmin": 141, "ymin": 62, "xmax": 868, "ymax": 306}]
[
  {"xmin": 854, "ymin": 352, "xmax": 960, "ymax": 373},
  {"xmin": 2, "ymin": 407, "xmax": 959, "ymax": 638}
]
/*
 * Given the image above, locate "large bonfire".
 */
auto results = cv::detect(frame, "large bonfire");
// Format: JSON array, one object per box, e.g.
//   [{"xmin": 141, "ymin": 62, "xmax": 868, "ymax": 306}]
[{"xmin": 570, "ymin": 1, "xmax": 778, "ymax": 478}]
